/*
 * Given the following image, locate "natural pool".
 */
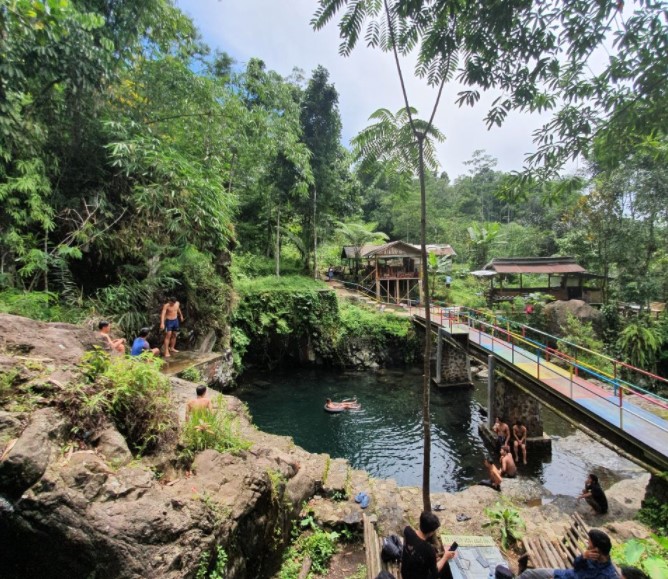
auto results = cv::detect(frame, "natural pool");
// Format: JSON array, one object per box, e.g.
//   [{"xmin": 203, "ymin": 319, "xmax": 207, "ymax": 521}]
[{"xmin": 237, "ymin": 367, "xmax": 629, "ymax": 496}]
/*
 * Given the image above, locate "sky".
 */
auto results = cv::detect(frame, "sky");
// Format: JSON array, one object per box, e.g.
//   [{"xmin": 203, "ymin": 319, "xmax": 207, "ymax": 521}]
[{"xmin": 176, "ymin": 0, "xmax": 577, "ymax": 179}]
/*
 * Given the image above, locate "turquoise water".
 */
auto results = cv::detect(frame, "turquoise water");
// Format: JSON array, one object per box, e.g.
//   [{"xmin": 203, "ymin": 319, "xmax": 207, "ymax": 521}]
[{"xmin": 237, "ymin": 367, "xmax": 598, "ymax": 494}]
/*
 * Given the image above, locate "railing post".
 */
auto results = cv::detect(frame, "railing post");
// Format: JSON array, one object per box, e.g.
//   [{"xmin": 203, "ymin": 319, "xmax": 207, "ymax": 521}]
[
  {"xmin": 569, "ymin": 363, "xmax": 574, "ymax": 398},
  {"xmin": 619, "ymin": 385, "xmax": 624, "ymax": 430},
  {"xmin": 537, "ymin": 347, "xmax": 540, "ymax": 380},
  {"xmin": 613, "ymin": 361, "xmax": 618, "ymax": 396}
]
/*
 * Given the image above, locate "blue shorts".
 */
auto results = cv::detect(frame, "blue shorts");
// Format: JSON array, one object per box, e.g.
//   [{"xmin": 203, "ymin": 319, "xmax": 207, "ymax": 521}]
[{"xmin": 165, "ymin": 318, "xmax": 180, "ymax": 332}]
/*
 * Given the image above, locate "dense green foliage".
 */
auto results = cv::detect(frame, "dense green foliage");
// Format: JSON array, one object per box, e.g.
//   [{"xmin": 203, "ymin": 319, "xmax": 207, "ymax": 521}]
[
  {"xmin": 611, "ymin": 534, "xmax": 668, "ymax": 579},
  {"xmin": 181, "ymin": 401, "xmax": 251, "ymax": 461},
  {"xmin": 232, "ymin": 276, "xmax": 419, "ymax": 370},
  {"xmin": 58, "ymin": 349, "xmax": 177, "ymax": 454}
]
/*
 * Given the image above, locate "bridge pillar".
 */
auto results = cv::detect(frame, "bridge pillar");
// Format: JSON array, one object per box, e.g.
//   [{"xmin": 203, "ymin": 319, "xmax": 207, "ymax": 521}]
[
  {"xmin": 494, "ymin": 376, "xmax": 544, "ymax": 438},
  {"xmin": 435, "ymin": 335, "xmax": 471, "ymax": 387}
]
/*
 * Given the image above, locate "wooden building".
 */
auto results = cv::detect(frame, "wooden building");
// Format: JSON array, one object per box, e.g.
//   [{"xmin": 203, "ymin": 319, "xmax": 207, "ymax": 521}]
[
  {"xmin": 341, "ymin": 241, "xmax": 456, "ymax": 304},
  {"xmin": 474, "ymin": 256, "xmax": 605, "ymax": 303}
]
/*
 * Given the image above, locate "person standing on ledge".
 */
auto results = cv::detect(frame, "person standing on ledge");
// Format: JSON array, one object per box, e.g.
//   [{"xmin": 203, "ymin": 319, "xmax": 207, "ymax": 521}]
[
  {"xmin": 578, "ymin": 474, "xmax": 608, "ymax": 515},
  {"xmin": 160, "ymin": 297, "xmax": 184, "ymax": 358},
  {"xmin": 401, "ymin": 511, "xmax": 456, "ymax": 579}
]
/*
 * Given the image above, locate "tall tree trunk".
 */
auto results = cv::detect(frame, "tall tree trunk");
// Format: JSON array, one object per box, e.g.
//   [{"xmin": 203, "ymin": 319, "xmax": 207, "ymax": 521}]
[
  {"xmin": 275, "ymin": 205, "xmax": 281, "ymax": 277},
  {"xmin": 418, "ymin": 135, "xmax": 432, "ymax": 512},
  {"xmin": 313, "ymin": 185, "xmax": 318, "ymax": 279}
]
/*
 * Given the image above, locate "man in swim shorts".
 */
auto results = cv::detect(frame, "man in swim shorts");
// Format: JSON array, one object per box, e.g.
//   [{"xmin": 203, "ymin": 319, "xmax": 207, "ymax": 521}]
[{"xmin": 160, "ymin": 297, "xmax": 184, "ymax": 357}]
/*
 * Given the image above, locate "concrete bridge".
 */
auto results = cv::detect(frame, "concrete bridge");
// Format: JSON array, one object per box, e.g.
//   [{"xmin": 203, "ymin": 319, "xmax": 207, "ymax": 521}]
[{"xmin": 413, "ymin": 307, "xmax": 668, "ymax": 480}]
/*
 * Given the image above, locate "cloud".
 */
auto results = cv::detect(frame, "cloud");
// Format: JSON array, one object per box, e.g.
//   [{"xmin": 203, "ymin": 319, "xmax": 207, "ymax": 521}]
[{"xmin": 177, "ymin": 0, "xmax": 566, "ymax": 178}]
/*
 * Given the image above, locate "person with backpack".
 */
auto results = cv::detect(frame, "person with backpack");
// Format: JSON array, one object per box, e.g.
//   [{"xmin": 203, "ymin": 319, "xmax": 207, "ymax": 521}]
[{"xmin": 401, "ymin": 511, "xmax": 455, "ymax": 579}]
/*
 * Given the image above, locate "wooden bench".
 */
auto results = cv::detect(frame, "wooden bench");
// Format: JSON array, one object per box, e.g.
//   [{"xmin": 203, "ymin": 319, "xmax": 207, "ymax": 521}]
[
  {"xmin": 521, "ymin": 513, "xmax": 589, "ymax": 571},
  {"xmin": 363, "ymin": 513, "xmax": 402, "ymax": 579}
]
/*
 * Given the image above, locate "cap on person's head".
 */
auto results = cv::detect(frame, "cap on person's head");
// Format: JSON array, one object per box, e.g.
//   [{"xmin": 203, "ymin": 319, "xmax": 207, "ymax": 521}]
[
  {"xmin": 196, "ymin": 385, "xmax": 207, "ymax": 396},
  {"xmin": 99, "ymin": 320, "xmax": 110, "ymax": 330},
  {"xmin": 620, "ymin": 566, "xmax": 649, "ymax": 579},
  {"xmin": 139, "ymin": 327, "xmax": 151, "ymax": 338},
  {"xmin": 588, "ymin": 529, "xmax": 612, "ymax": 556},
  {"xmin": 419, "ymin": 511, "xmax": 441, "ymax": 534},
  {"xmin": 495, "ymin": 564, "xmax": 514, "ymax": 579}
]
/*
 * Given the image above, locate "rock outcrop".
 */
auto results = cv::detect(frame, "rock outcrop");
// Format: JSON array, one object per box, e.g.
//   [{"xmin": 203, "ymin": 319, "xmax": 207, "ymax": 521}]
[{"xmin": 543, "ymin": 300, "xmax": 603, "ymax": 336}]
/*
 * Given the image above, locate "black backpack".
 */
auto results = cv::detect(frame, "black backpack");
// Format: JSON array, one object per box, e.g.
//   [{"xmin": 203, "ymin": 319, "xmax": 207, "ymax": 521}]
[
  {"xmin": 381, "ymin": 534, "xmax": 403, "ymax": 563},
  {"xmin": 375, "ymin": 572, "xmax": 396, "ymax": 579}
]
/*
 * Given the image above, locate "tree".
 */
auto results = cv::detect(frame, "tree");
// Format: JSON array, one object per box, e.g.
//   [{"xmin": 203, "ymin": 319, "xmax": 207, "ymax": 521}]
[
  {"xmin": 312, "ymin": 0, "xmax": 665, "ymax": 511},
  {"xmin": 467, "ymin": 223, "xmax": 504, "ymax": 270},
  {"xmin": 298, "ymin": 66, "xmax": 346, "ymax": 275},
  {"xmin": 335, "ymin": 221, "xmax": 388, "ymax": 281}
]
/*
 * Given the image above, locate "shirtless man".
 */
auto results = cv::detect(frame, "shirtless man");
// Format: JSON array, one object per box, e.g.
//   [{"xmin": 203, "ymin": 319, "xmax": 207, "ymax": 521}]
[
  {"xmin": 493, "ymin": 417, "xmax": 511, "ymax": 450},
  {"xmin": 500, "ymin": 446, "xmax": 517, "ymax": 478},
  {"xmin": 513, "ymin": 420, "xmax": 528, "ymax": 464},
  {"xmin": 98, "ymin": 321, "xmax": 126, "ymax": 354},
  {"xmin": 185, "ymin": 385, "xmax": 214, "ymax": 421},
  {"xmin": 160, "ymin": 297, "xmax": 184, "ymax": 357},
  {"xmin": 482, "ymin": 457, "xmax": 503, "ymax": 491}
]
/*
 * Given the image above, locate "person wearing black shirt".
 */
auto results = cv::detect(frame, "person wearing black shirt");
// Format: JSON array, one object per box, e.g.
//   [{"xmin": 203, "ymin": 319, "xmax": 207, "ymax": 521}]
[
  {"xmin": 401, "ymin": 511, "xmax": 455, "ymax": 579},
  {"xmin": 578, "ymin": 474, "xmax": 608, "ymax": 514}
]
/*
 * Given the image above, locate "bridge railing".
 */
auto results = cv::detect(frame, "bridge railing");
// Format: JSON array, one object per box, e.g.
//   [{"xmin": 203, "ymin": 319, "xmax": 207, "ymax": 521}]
[{"xmin": 425, "ymin": 304, "xmax": 668, "ymax": 437}]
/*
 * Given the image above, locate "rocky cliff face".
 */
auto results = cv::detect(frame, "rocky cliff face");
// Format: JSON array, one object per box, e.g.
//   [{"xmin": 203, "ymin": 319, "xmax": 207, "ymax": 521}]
[{"xmin": 0, "ymin": 314, "xmax": 324, "ymax": 578}]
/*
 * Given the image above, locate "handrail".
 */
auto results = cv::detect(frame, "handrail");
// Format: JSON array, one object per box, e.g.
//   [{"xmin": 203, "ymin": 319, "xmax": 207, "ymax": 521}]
[
  {"xmin": 425, "ymin": 306, "xmax": 668, "ymax": 434},
  {"xmin": 436, "ymin": 304, "xmax": 668, "ymax": 399}
]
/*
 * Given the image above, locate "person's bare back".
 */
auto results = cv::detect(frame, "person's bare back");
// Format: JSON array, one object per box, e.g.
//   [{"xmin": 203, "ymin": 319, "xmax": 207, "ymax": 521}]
[{"xmin": 185, "ymin": 385, "xmax": 213, "ymax": 421}]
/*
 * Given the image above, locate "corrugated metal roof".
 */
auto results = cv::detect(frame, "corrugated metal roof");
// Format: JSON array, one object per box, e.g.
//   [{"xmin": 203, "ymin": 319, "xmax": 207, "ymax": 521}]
[
  {"xmin": 412, "ymin": 244, "xmax": 457, "ymax": 257},
  {"xmin": 341, "ymin": 240, "xmax": 422, "ymax": 259},
  {"xmin": 484, "ymin": 257, "xmax": 586, "ymax": 274}
]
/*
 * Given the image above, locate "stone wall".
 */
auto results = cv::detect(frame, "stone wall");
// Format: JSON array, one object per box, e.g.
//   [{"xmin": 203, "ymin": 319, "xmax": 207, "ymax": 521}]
[
  {"xmin": 439, "ymin": 340, "xmax": 471, "ymax": 385},
  {"xmin": 494, "ymin": 376, "xmax": 543, "ymax": 437}
]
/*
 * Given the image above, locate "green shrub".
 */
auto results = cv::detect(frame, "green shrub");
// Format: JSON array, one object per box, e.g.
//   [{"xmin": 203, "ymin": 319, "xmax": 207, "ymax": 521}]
[
  {"xmin": 196, "ymin": 545, "xmax": 228, "ymax": 579},
  {"xmin": 181, "ymin": 398, "xmax": 251, "ymax": 459},
  {"xmin": 0, "ymin": 369, "xmax": 21, "ymax": 404},
  {"xmin": 0, "ymin": 290, "xmax": 86, "ymax": 323},
  {"xmin": 637, "ymin": 497, "xmax": 668, "ymax": 536},
  {"xmin": 483, "ymin": 502, "xmax": 525, "ymax": 551},
  {"xmin": 277, "ymin": 526, "xmax": 340, "ymax": 579},
  {"xmin": 611, "ymin": 535, "xmax": 668, "ymax": 578},
  {"xmin": 58, "ymin": 351, "xmax": 177, "ymax": 454},
  {"xmin": 180, "ymin": 366, "xmax": 203, "ymax": 382}
]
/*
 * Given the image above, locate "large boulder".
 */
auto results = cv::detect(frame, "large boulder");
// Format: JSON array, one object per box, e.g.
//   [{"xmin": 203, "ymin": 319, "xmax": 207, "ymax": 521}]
[
  {"xmin": 542, "ymin": 300, "xmax": 603, "ymax": 336},
  {"xmin": 0, "ymin": 313, "xmax": 98, "ymax": 364},
  {"xmin": 0, "ymin": 408, "xmax": 66, "ymax": 499}
]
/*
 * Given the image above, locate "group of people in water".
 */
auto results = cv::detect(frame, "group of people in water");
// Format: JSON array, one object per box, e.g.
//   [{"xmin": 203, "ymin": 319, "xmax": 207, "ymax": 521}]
[
  {"xmin": 97, "ymin": 297, "xmax": 184, "ymax": 358},
  {"xmin": 482, "ymin": 417, "xmax": 609, "ymax": 516}
]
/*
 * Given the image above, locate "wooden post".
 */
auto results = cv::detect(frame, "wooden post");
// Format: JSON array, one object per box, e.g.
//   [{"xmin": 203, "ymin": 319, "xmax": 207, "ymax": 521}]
[
  {"xmin": 487, "ymin": 354, "xmax": 496, "ymax": 429},
  {"xmin": 436, "ymin": 327, "xmax": 443, "ymax": 383}
]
